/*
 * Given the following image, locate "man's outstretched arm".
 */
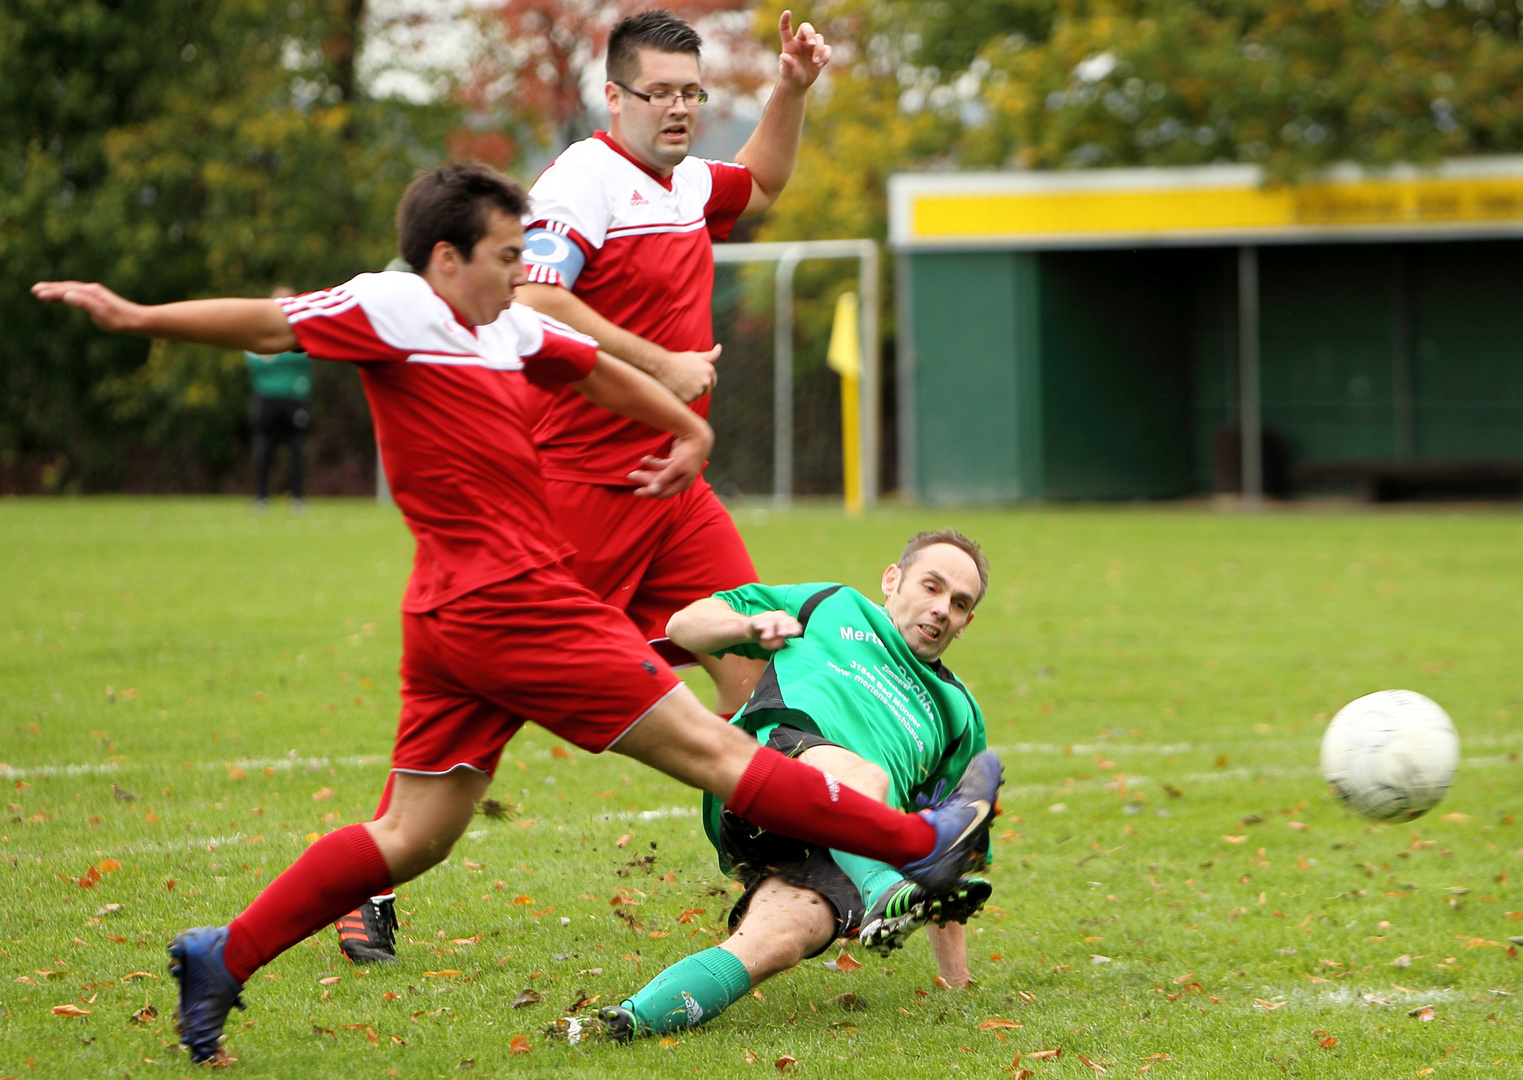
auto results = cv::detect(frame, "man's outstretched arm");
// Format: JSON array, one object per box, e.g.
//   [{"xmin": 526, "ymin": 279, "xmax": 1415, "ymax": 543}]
[
  {"xmin": 667, "ymin": 597, "xmax": 802, "ymax": 656},
  {"xmin": 569, "ymin": 352, "xmax": 714, "ymax": 498},
  {"xmin": 517, "ymin": 283, "xmax": 718, "ymax": 403},
  {"xmin": 31, "ymin": 281, "xmax": 296, "ymax": 354},
  {"xmin": 733, "ymin": 10, "xmax": 832, "ymax": 217}
]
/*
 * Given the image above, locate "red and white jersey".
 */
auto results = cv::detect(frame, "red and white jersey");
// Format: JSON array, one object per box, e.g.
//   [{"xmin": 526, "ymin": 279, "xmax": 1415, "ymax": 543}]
[
  {"xmin": 523, "ymin": 131, "xmax": 752, "ymax": 484},
  {"xmin": 279, "ymin": 271, "xmax": 599, "ymax": 613}
]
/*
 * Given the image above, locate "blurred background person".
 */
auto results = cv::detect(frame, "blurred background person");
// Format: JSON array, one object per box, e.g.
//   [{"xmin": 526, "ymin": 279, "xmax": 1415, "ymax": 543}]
[{"xmin": 245, "ymin": 286, "xmax": 312, "ymax": 512}]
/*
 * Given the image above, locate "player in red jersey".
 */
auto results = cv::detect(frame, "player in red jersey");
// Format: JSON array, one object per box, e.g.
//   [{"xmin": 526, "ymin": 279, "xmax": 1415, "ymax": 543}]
[
  {"xmin": 517, "ymin": 9, "xmax": 832, "ymax": 713},
  {"xmin": 33, "ymin": 162, "xmax": 1000, "ymax": 1064}
]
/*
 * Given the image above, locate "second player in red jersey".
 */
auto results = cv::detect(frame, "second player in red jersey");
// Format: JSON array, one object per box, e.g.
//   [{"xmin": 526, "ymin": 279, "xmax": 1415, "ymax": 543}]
[{"xmin": 519, "ymin": 9, "xmax": 833, "ymax": 711}]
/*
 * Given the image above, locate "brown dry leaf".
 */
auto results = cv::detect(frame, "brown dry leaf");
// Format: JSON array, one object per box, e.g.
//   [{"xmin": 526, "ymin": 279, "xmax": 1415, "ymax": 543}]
[
  {"xmin": 1221, "ymin": 835, "xmax": 1248, "ymax": 845},
  {"xmin": 659, "ymin": 1037, "xmax": 680, "ymax": 1047},
  {"xmin": 1441, "ymin": 812, "xmax": 1470, "ymax": 823},
  {"xmin": 99, "ymin": 857, "xmax": 121, "ymax": 874},
  {"xmin": 834, "ymin": 952, "xmax": 862, "ymax": 973},
  {"xmin": 551, "ymin": 746, "xmax": 573, "ymax": 759},
  {"xmin": 1077, "ymin": 1053, "xmax": 1109, "ymax": 1074},
  {"xmin": 390, "ymin": 1034, "xmax": 406, "ymax": 1045},
  {"xmin": 509, "ymin": 1035, "xmax": 532, "ymax": 1054},
  {"xmin": 1410, "ymin": 1006, "xmax": 1436, "ymax": 1022},
  {"xmin": 1170, "ymin": 973, "xmax": 1195, "ymax": 985},
  {"xmin": 382, "ymin": 991, "xmax": 400, "ymax": 1001},
  {"xmin": 1143, "ymin": 1054, "xmax": 1172, "ymax": 1062},
  {"xmin": 105, "ymin": 934, "xmax": 127, "ymax": 944},
  {"xmin": 312, "ymin": 787, "xmax": 335, "ymax": 801},
  {"xmin": 1318, "ymin": 1036, "xmax": 1337, "ymax": 1048},
  {"xmin": 775, "ymin": 1055, "xmax": 799, "ymax": 1075},
  {"xmin": 1010, "ymin": 1071, "xmax": 1035, "ymax": 1080},
  {"xmin": 677, "ymin": 908, "xmax": 707, "ymax": 924},
  {"xmin": 51, "ymin": 1004, "xmax": 90, "ymax": 1017},
  {"xmin": 462, "ymin": 859, "xmax": 485, "ymax": 871},
  {"xmin": 318, "ymin": 976, "xmax": 342, "ymax": 986},
  {"xmin": 1253, "ymin": 999, "xmax": 1287, "ymax": 1010},
  {"xmin": 129, "ymin": 1005, "xmax": 158, "ymax": 1024},
  {"xmin": 934, "ymin": 975, "xmax": 952, "ymax": 989},
  {"xmin": 979, "ymin": 1018, "xmax": 1022, "ymax": 1030},
  {"xmin": 1027, "ymin": 1048, "xmax": 1063, "ymax": 1061},
  {"xmin": 743, "ymin": 1049, "xmax": 758, "ymax": 1065},
  {"xmin": 144, "ymin": 811, "xmax": 159, "ymax": 824},
  {"xmin": 510, "ymin": 989, "xmax": 543, "ymax": 1009},
  {"xmin": 422, "ymin": 970, "xmax": 463, "ymax": 979},
  {"xmin": 1285, "ymin": 821, "xmax": 1308, "ymax": 832},
  {"xmin": 1017, "ymin": 990, "xmax": 1036, "ymax": 1003},
  {"xmin": 120, "ymin": 971, "xmax": 155, "ymax": 982},
  {"xmin": 366, "ymin": 1026, "xmax": 379, "ymax": 1045},
  {"xmin": 616, "ymin": 833, "xmax": 632, "ymax": 849}
]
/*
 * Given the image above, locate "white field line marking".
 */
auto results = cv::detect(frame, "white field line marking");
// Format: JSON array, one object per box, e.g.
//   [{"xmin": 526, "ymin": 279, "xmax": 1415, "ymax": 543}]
[
  {"xmin": 0, "ymin": 755, "xmax": 388, "ymax": 780},
  {"xmin": 989, "ymin": 730, "xmax": 1523, "ymax": 759}
]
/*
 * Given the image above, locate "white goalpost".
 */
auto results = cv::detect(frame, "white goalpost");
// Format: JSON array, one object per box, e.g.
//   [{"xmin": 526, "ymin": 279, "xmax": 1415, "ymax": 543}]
[{"xmin": 711, "ymin": 240, "xmax": 880, "ymax": 509}]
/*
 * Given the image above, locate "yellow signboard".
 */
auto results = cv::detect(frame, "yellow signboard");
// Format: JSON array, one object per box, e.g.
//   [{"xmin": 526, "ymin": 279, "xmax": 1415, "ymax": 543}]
[{"xmin": 889, "ymin": 159, "xmax": 1523, "ymax": 248}]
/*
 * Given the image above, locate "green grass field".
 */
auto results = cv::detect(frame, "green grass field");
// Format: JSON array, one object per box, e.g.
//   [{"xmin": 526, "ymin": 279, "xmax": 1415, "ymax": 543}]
[{"xmin": 4, "ymin": 497, "xmax": 1523, "ymax": 1079}]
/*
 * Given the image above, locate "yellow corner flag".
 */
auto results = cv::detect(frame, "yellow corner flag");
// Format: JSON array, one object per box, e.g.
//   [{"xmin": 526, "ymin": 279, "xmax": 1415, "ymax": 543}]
[{"xmin": 826, "ymin": 291, "xmax": 862, "ymax": 514}]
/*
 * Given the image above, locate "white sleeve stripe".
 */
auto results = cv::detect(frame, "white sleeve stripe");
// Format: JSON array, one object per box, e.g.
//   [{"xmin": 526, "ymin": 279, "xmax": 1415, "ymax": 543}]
[
  {"xmin": 283, "ymin": 292, "xmax": 361, "ymax": 324},
  {"xmin": 606, "ymin": 219, "xmax": 709, "ymax": 239},
  {"xmin": 533, "ymin": 311, "xmax": 598, "ymax": 348}
]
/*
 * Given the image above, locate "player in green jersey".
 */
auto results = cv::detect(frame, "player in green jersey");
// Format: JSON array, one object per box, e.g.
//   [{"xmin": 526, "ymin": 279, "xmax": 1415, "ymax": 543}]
[{"xmin": 549, "ymin": 530, "xmax": 996, "ymax": 1044}]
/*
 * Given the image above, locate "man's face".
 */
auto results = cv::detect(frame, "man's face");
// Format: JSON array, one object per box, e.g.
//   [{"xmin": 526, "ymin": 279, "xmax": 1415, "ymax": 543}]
[
  {"xmin": 880, "ymin": 544, "xmax": 981, "ymax": 663},
  {"xmin": 435, "ymin": 209, "xmax": 526, "ymax": 326},
  {"xmin": 607, "ymin": 47, "xmax": 701, "ymax": 174}
]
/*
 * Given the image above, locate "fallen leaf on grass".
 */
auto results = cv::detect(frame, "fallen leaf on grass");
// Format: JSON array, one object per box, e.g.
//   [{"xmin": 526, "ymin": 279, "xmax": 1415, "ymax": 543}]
[
  {"xmin": 51, "ymin": 1004, "xmax": 90, "ymax": 1017},
  {"xmin": 1221, "ymin": 835, "xmax": 1248, "ymax": 845},
  {"xmin": 462, "ymin": 859, "xmax": 485, "ymax": 871},
  {"xmin": 120, "ymin": 971, "xmax": 156, "ymax": 982},
  {"xmin": 1285, "ymin": 822, "xmax": 1308, "ymax": 832},
  {"xmin": 382, "ymin": 992, "xmax": 400, "ymax": 1001},
  {"xmin": 1409, "ymin": 1006, "xmax": 1436, "ymax": 1021},
  {"xmin": 99, "ymin": 858, "xmax": 120, "ymax": 873},
  {"xmin": 934, "ymin": 975, "xmax": 952, "ymax": 989},
  {"xmin": 129, "ymin": 1005, "xmax": 158, "ymax": 1023},
  {"xmin": 318, "ymin": 976, "xmax": 342, "ymax": 986},
  {"xmin": 980, "ymin": 1018, "xmax": 1022, "ymax": 1030},
  {"xmin": 659, "ymin": 1037, "xmax": 680, "ymax": 1047},
  {"xmin": 833, "ymin": 952, "xmax": 861, "ymax": 973},
  {"xmin": 104, "ymin": 935, "xmax": 127, "ymax": 944},
  {"xmin": 616, "ymin": 833, "xmax": 632, "ymax": 849},
  {"xmin": 551, "ymin": 746, "xmax": 573, "ymax": 759},
  {"xmin": 1077, "ymin": 1052, "xmax": 1109, "ymax": 1074},
  {"xmin": 511, "ymin": 989, "xmax": 542, "ymax": 1009},
  {"xmin": 1253, "ymin": 999, "xmax": 1287, "ymax": 1010},
  {"xmin": 1318, "ymin": 1037, "xmax": 1337, "ymax": 1048},
  {"xmin": 743, "ymin": 1049, "xmax": 758, "ymax": 1064},
  {"xmin": 775, "ymin": 1055, "xmax": 799, "ymax": 1075},
  {"xmin": 1027, "ymin": 1048, "xmax": 1062, "ymax": 1061},
  {"xmin": 312, "ymin": 788, "xmax": 334, "ymax": 801},
  {"xmin": 422, "ymin": 970, "xmax": 462, "ymax": 979},
  {"xmin": 513, "ymin": 895, "xmax": 534, "ymax": 905},
  {"xmin": 509, "ymin": 1035, "xmax": 531, "ymax": 1054},
  {"xmin": 1017, "ymin": 990, "xmax": 1036, "ymax": 1003},
  {"xmin": 1143, "ymin": 1054, "xmax": 1172, "ymax": 1061},
  {"xmin": 389, "ymin": 1034, "xmax": 405, "ymax": 1045},
  {"xmin": 1390, "ymin": 955, "xmax": 1413, "ymax": 968}
]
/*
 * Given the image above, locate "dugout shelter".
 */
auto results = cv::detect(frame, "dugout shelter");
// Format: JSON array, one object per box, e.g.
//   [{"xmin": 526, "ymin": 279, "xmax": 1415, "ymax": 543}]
[{"xmin": 888, "ymin": 157, "xmax": 1523, "ymax": 504}]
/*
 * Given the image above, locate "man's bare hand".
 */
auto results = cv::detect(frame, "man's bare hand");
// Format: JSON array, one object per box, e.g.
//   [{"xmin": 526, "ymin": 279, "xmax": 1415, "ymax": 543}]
[
  {"xmin": 628, "ymin": 427, "xmax": 712, "ymax": 498},
  {"xmin": 776, "ymin": 10, "xmax": 831, "ymax": 92},
  {"xmin": 747, "ymin": 610, "xmax": 803, "ymax": 651},
  {"xmin": 658, "ymin": 345, "xmax": 720, "ymax": 403},
  {"xmin": 32, "ymin": 281, "xmax": 144, "ymax": 334}
]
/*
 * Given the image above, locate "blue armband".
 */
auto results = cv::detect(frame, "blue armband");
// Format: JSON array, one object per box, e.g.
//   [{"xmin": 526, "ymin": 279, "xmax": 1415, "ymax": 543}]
[{"xmin": 523, "ymin": 227, "xmax": 587, "ymax": 288}]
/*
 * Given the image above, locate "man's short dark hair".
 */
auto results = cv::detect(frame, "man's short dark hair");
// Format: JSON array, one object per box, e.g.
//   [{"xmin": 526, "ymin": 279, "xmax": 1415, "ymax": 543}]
[
  {"xmin": 897, "ymin": 530, "xmax": 990, "ymax": 607},
  {"xmin": 395, "ymin": 162, "xmax": 528, "ymax": 272},
  {"xmin": 606, "ymin": 9, "xmax": 702, "ymax": 85}
]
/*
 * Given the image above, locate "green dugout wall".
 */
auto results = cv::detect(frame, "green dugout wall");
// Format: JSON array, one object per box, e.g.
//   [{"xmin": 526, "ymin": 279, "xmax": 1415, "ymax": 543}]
[{"xmin": 889, "ymin": 161, "xmax": 1523, "ymax": 503}]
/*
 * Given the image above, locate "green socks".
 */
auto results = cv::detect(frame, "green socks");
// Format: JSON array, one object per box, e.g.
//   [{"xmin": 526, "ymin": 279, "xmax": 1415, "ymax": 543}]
[
  {"xmin": 831, "ymin": 849, "xmax": 905, "ymax": 914},
  {"xmin": 623, "ymin": 947, "xmax": 752, "ymax": 1035}
]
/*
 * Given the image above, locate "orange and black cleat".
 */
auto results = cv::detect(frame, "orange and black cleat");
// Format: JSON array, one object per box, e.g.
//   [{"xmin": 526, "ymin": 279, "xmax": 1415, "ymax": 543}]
[{"xmin": 334, "ymin": 893, "xmax": 398, "ymax": 964}]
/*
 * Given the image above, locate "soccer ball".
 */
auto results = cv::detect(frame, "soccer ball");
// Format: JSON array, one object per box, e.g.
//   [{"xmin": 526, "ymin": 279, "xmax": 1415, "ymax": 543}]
[{"xmin": 1319, "ymin": 690, "xmax": 1459, "ymax": 821}]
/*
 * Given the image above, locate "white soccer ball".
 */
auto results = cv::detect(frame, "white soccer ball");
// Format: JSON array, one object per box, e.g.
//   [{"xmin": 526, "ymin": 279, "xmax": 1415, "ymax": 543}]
[{"xmin": 1319, "ymin": 690, "xmax": 1459, "ymax": 821}]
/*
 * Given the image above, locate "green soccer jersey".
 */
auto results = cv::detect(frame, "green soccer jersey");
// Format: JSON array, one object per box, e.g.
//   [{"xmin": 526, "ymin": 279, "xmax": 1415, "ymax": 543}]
[
  {"xmin": 703, "ymin": 582, "xmax": 987, "ymax": 855},
  {"xmin": 245, "ymin": 350, "xmax": 312, "ymax": 401}
]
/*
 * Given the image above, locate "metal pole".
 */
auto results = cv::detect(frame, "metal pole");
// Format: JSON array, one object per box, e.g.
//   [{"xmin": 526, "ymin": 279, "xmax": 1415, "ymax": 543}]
[
  {"xmin": 893, "ymin": 250, "xmax": 916, "ymax": 502},
  {"xmin": 773, "ymin": 246, "xmax": 805, "ymax": 508},
  {"xmin": 857, "ymin": 240, "xmax": 880, "ymax": 508},
  {"xmin": 1238, "ymin": 245, "xmax": 1263, "ymax": 509}
]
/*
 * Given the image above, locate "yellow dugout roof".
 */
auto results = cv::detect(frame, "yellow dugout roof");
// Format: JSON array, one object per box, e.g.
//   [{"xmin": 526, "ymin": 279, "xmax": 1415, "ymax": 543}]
[{"xmin": 888, "ymin": 156, "xmax": 1523, "ymax": 250}]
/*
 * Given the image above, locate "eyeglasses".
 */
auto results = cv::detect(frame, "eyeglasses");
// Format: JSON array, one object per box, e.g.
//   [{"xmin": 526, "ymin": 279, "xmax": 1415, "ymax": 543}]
[{"xmin": 614, "ymin": 81, "xmax": 709, "ymax": 108}]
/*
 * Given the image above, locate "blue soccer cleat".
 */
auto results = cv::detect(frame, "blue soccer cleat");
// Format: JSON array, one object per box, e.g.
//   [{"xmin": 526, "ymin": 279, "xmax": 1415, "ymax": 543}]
[
  {"xmin": 899, "ymin": 750, "xmax": 1003, "ymax": 893},
  {"xmin": 168, "ymin": 925, "xmax": 246, "ymax": 1064}
]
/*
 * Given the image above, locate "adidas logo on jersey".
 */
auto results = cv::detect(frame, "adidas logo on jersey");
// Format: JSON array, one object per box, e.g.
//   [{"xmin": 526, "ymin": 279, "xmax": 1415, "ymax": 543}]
[{"xmin": 629, "ymin": 189, "xmax": 648, "ymax": 206}]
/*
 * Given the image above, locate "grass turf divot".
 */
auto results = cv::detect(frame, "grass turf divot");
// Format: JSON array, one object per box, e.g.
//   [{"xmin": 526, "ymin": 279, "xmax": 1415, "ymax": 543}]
[{"xmin": 3, "ymin": 497, "xmax": 1521, "ymax": 1077}]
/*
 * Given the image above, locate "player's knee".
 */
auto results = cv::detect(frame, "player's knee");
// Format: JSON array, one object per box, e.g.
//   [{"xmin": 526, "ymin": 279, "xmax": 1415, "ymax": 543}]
[{"xmin": 853, "ymin": 761, "xmax": 890, "ymax": 803}]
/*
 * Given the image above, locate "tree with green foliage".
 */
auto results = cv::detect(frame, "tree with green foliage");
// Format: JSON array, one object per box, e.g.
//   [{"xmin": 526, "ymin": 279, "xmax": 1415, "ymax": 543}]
[{"xmin": 0, "ymin": 0, "xmax": 449, "ymax": 493}]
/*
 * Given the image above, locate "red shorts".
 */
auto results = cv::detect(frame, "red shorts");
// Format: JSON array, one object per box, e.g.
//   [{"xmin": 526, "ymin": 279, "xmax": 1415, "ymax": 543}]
[
  {"xmin": 545, "ymin": 478, "xmax": 758, "ymax": 666},
  {"xmin": 393, "ymin": 562, "xmax": 682, "ymax": 777}
]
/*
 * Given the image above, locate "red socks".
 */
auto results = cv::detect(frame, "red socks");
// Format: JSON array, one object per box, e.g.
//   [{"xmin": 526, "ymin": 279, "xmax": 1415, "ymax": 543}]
[
  {"xmin": 726, "ymin": 746, "xmax": 935, "ymax": 866},
  {"xmin": 223, "ymin": 824, "xmax": 392, "ymax": 983}
]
